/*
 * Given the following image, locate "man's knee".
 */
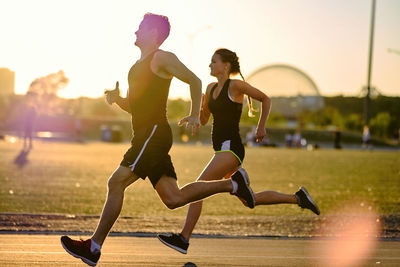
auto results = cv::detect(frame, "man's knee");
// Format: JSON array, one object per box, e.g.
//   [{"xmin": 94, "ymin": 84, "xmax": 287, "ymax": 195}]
[
  {"xmin": 107, "ymin": 167, "xmax": 134, "ymax": 192},
  {"xmin": 161, "ymin": 194, "xmax": 183, "ymax": 210},
  {"xmin": 155, "ymin": 176, "xmax": 185, "ymax": 209},
  {"xmin": 107, "ymin": 176, "xmax": 125, "ymax": 192}
]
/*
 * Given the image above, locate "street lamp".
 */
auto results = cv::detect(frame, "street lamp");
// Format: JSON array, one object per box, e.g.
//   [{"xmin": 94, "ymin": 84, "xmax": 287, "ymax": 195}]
[
  {"xmin": 187, "ymin": 25, "xmax": 212, "ymax": 66},
  {"xmin": 388, "ymin": 48, "xmax": 400, "ymax": 56}
]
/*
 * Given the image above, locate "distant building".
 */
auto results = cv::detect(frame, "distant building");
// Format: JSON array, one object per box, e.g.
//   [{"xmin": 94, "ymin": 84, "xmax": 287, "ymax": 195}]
[{"xmin": 0, "ymin": 68, "xmax": 15, "ymax": 96}]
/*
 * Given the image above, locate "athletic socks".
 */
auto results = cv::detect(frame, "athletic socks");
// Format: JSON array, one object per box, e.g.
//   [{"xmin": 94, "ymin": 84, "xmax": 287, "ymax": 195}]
[
  {"xmin": 90, "ymin": 239, "xmax": 102, "ymax": 253},
  {"xmin": 231, "ymin": 179, "xmax": 238, "ymax": 194}
]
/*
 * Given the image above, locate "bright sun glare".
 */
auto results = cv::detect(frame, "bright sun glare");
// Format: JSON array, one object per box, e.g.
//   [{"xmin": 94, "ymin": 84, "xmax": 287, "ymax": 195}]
[{"xmin": 2, "ymin": 0, "xmax": 400, "ymax": 99}]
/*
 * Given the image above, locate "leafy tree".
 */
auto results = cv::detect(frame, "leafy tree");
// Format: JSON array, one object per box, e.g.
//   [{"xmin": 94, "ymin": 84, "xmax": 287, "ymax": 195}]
[
  {"xmin": 344, "ymin": 113, "xmax": 363, "ymax": 132},
  {"xmin": 370, "ymin": 112, "xmax": 392, "ymax": 137},
  {"xmin": 167, "ymin": 98, "xmax": 189, "ymax": 121}
]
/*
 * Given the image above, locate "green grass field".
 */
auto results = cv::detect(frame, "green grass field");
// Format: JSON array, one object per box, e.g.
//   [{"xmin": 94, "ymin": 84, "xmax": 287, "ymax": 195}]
[{"xmin": 0, "ymin": 140, "xmax": 399, "ymax": 217}]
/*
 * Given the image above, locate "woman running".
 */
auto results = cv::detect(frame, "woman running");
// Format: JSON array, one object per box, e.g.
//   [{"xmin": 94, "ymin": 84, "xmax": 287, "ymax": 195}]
[{"xmin": 157, "ymin": 48, "xmax": 320, "ymax": 254}]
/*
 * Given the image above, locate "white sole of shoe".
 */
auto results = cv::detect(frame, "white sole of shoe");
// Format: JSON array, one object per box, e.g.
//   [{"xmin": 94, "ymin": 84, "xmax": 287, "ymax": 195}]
[{"xmin": 238, "ymin": 168, "xmax": 250, "ymax": 185}]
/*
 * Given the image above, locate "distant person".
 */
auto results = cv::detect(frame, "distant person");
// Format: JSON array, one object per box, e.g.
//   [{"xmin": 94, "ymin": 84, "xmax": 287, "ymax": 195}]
[
  {"xmin": 60, "ymin": 14, "xmax": 255, "ymax": 267},
  {"xmin": 285, "ymin": 132, "xmax": 293, "ymax": 147},
  {"xmin": 74, "ymin": 117, "xmax": 82, "ymax": 142},
  {"xmin": 23, "ymin": 102, "xmax": 37, "ymax": 149},
  {"xmin": 157, "ymin": 48, "xmax": 320, "ymax": 254},
  {"xmin": 333, "ymin": 128, "xmax": 341, "ymax": 149},
  {"xmin": 362, "ymin": 125, "xmax": 371, "ymax": 149},
  {"xmin": 393, "ymin": 129, "xmax": 399, "ymax": 145},
  {"xmin": 294, "ymin": 131, "xmax": 302, "ymax": 148}
]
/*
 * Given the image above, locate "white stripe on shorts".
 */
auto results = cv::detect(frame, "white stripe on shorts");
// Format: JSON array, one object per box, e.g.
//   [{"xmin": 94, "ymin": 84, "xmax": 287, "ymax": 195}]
[
  {"xmin": 129, "ymin": 124, "xmax": 158, "ymax": 172},
  {"xmin": 221, "ymin": 140, "xmax": 231, "ymax": 150}
]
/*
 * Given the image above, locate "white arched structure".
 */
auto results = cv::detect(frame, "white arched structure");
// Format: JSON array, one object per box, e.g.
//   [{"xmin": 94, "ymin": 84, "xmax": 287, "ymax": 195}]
[{"xmin": 246, "ymin": 64, "xmax": 324, "ymax": 117}]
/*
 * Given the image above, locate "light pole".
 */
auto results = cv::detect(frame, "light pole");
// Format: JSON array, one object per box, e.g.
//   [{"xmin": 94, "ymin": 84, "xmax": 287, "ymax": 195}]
[
  {"xmin": 187, "ymin": 25, "xmax": 212, "ymax": 66},
  {"xmin": 365, "ymin": 0, "xmax": 376, "ymax": 127},
  {"xmin": 388, "ymin": 48, "xmax": 400, "ymax": 56}
]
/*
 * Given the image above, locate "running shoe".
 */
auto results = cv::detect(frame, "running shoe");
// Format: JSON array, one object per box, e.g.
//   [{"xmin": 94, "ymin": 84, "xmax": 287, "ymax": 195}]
[
  {"xmin": 60, "ymin": 236, "xmax": 100, "ymax": 266},
  {"xmin": 157, "ymin": 233, "xmax": 189, "ymax": 254},
  {"xmin": 231, "ymin": 168, "xmax": 255, "ymax": 209},
  {"xmin": 295, "ymin": 187, "xmax": 320, "ymax": 215}
]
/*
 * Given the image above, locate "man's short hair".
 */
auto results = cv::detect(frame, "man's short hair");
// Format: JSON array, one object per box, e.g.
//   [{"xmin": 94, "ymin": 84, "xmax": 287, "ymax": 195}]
[{"xmin": 143, "ymin": 13, "xmax": 170, "ymax": 45}]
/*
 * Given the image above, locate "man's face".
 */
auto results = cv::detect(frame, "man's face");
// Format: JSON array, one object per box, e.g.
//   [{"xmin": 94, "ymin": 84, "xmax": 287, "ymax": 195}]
[{"xmin": 134, "ymin": 20, "xmax": 156, "ymax": 47}]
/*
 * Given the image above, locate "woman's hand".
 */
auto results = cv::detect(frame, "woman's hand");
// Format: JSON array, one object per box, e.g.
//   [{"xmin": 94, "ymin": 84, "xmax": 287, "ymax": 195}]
[{"xmin": 255, "ymin": 126, "xmax": 266, "ymax": 143}]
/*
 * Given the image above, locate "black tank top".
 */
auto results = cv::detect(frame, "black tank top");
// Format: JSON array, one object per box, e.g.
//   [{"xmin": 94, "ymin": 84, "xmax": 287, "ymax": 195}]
[
  {"xmin": 208, "ymin": 79, "xmax": 243, "ymax": 144},
  {"xmin": 127, "ymin": 51, "xmax": 172, "ymax": 130}
]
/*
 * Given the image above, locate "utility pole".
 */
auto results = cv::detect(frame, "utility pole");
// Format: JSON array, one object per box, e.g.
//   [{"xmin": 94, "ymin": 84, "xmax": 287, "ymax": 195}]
[{"xmin": 365, "ymin": 0, "xmax": 376, "ymax": 126}]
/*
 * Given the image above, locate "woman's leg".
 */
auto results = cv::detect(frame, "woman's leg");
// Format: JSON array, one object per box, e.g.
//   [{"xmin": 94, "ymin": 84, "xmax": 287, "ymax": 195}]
[
  {"xmin": 180, "ymin": 152, "xmax": 239, "ymax": 240},
  {"xmin": 254, "ymin": 190, "xmax": 297, "ymax": 206},
  {"xmin": 238, "ymin": 187, "xmax": 319, "ymax": 214}
]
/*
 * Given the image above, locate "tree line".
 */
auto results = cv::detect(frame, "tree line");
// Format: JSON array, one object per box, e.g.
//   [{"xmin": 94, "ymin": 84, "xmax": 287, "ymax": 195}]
[{"xmin": 1, "ymin": 94, "xmax": 398, "ymax": 139}]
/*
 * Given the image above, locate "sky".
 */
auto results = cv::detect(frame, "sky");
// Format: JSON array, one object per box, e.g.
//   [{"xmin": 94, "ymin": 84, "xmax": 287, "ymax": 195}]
[{"xmin": 1, "ymin": 0, "xmax": 399, "ymax": 99}]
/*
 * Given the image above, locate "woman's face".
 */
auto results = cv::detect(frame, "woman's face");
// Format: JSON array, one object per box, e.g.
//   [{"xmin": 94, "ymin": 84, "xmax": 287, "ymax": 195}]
[{"xmin": 209, "ymin": 53, "xmax": 229, "ymax": 77}]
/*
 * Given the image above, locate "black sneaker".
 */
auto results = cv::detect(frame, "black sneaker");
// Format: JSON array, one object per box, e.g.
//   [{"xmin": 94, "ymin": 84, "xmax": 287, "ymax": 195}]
[
  {"xmin": 231, "ymin": 168, "xmax": 255, "ymax": 209},
  {"xmin": 60, "ymin": 236, "xmax": 100, "ymax": 266},
  {"xmin": 295, "ymin": 187, "xmax": 320, "ymax": 215},
  {"xmin": 157, "ymin": 233, "xmax": 189, "ymax": 254}
]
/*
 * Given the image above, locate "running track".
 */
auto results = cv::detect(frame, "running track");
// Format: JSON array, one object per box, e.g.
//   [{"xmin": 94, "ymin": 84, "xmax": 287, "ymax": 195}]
[{"xmin": 0, "ymin": 234, "xmax": 399, "ymax": 266}]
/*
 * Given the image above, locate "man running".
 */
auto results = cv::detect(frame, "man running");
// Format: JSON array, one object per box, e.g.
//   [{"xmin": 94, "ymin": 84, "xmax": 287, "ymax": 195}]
[{"xmin": 60, "ymin": 13, "xmax": 255, "ymax": 266}]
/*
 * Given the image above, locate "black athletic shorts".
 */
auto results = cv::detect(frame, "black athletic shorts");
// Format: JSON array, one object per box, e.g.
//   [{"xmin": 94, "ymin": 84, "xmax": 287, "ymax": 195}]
[
  {"xmin": 120, "ymin": 123, "xmax": 177, "ymax": 187},
  {"xmin": 213, "ymin": 138, "xmax": 245, "ymax": 166}
]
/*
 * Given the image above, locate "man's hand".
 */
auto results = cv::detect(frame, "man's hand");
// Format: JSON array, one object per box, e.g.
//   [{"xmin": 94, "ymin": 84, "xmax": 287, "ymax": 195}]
[
  {"xmin": 201, "ymin": 94, "xmax": 207, "ymax": 109},
  {"xmin": 105, "ymin": 81, "xmax": 120, "ymax": 105},
  {"xmin": 178, "ymin": 115, "xmax": 200, "ymax": 136}
]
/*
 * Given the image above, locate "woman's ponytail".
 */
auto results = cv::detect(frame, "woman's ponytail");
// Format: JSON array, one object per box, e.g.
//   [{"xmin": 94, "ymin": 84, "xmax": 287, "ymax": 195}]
[{"xmin": 239, "ymin": 71, "xmax": 257, "ymax": 117}]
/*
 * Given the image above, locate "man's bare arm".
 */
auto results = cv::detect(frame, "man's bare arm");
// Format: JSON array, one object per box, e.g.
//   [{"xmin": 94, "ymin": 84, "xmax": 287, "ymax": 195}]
[
  {"xmin": 158, "ymin": 52, "xmax": 201, "ymax": 116},
  {"xmin": 115, "ymin": 96, "xmax": 131, "ymax": 113},
  {"xmin": 156, "ymin": 51, "xmax": 202, "ymax": 135}
]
